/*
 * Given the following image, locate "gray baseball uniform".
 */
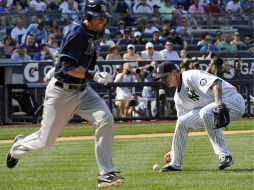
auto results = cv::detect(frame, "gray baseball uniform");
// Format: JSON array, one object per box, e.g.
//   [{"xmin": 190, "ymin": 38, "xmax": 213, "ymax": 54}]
[{"xmin": 9, "ymin": 18, "xmax": 117, "ymax": 175}]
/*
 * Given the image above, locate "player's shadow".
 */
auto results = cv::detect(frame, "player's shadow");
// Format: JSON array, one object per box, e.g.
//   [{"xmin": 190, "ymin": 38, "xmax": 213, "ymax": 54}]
[{"xmin": 183, "ymin": 168, "xmax": 254, "ymax": 172}]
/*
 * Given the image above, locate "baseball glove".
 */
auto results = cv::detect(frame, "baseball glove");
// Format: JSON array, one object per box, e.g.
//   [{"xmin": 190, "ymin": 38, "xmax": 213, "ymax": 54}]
[{"xmin": 213, "ymin": 104, "xmax": 230, "ymax": 129}]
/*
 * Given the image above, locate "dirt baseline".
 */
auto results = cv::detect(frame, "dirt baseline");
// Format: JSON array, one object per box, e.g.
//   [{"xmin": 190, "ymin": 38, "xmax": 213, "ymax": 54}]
[{"xmin": 1, "ymin": 130, "xmax": 253, "ymax": 144}]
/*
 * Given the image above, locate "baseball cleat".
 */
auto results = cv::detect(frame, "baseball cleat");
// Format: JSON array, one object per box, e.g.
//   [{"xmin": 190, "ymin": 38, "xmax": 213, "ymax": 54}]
[
  {"xmin": 97, "ymin": 172, "xmax": 124, "ymax": 188},
  {"xmin": 160, "ymin": 165, "xmax": 181, "ymax": 172},
  {"xmin": 219, "ymin": 155, "xmax": 234, "ymax": 169},
  {"xmin": 6, "ymin": 134, "xmax": 25, "ymax": 168}
]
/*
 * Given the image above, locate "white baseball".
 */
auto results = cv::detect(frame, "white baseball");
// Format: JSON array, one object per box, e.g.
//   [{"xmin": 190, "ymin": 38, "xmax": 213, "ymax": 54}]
[{"xmin": 152, "ymin": 164, "xmax": 160, "ymax": 170}]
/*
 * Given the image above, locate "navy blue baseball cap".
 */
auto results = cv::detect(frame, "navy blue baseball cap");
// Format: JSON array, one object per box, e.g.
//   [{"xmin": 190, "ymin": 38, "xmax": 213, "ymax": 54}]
[{"xmin": 155, "ymin": 61, "xmax": 178, "ymax": 79}]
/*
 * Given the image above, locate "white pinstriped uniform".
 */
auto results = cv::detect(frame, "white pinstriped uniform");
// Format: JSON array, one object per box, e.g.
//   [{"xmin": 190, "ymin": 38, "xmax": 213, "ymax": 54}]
[{"xmin": 169, "ymin": 70, "xmax": 245, "ymax": 169}]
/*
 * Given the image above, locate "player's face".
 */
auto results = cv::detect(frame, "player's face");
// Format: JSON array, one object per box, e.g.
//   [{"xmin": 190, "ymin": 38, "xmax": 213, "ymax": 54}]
[
  {"xmin": 162, "ymin": 70, "xmax": 178, "ymax": 88},
  {"xmin": 88, "ymin": 16, "xmax": 108, "ymax": 31}
]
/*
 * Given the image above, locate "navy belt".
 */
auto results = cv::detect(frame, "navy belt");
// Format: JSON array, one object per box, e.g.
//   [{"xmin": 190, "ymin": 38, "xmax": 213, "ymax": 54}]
[{"xmin": 55, "ymin": 81, "xmax": 86, "ymax": 91}]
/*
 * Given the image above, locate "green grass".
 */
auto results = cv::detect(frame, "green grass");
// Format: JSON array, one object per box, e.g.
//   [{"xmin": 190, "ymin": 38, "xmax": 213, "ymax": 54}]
[
  {"xmin": 0, "ymin": 119, "xmax": 253, "ymax": 140},
  {"xmin": 0, "ymin": 134, "xmax": 253, "ymax": 190}
]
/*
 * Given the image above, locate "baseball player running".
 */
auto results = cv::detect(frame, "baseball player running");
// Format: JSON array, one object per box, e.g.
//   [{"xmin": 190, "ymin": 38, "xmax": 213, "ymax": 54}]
[
  {"xmin": 155, "ymin": 61, "xmax": 245, "ymax": 171},
  {"xmin": 6, "ymin": 0, "xmax": 124, "ymax": 188}
]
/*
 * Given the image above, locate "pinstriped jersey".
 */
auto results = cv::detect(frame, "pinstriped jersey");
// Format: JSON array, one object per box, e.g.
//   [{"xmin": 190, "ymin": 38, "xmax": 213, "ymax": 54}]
[{"xmin": 174, "ymin": 70, "xmax": 237, "ymax": 117}]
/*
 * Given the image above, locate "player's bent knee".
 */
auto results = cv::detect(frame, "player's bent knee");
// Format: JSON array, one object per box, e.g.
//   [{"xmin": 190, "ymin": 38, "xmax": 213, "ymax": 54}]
[{"xmin": 96, "ymin": 113, "xmax": 114, "ymax": 129}]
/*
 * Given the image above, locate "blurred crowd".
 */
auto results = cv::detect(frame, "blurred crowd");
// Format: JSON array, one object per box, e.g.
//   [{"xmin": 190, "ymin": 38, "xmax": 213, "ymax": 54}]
[{"xmin": 0, "ymin": 0, "xmax": 253, "ymax": 119}]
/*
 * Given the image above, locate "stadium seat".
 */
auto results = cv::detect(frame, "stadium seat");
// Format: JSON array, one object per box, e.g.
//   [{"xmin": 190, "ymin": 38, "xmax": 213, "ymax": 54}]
[
  {"xmin": 236, "ymin": 50, "xmax": 254, "ymax": 58},
  {"xmin": 220, "ymin": 51, "xmax": 237, "ymax": 58}
]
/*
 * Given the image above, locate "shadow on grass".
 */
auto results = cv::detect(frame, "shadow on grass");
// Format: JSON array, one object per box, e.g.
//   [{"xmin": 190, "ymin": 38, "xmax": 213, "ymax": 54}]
[{"xmin": 182, "ymin": 168, "xmax": 254, "ymax": 172}]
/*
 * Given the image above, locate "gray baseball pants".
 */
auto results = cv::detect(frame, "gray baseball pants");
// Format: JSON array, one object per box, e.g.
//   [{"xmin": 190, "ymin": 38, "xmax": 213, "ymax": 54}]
[{"xmin": 10, "ymin": 77, "xmax": 116, "ymax": 175}]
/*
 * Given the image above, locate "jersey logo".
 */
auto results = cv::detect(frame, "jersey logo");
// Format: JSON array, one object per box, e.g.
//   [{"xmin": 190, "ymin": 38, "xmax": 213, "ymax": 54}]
[
  {"xmin": 200, "ymin": 79, "xmax": 207, "ymax": 86},
  {"xmin": 84, "ymin": 39, "xmax": 99, "ymax": 55},
  {"xmin": 187, "ymin": 89, "xmax": 199, "ymax": 101}
]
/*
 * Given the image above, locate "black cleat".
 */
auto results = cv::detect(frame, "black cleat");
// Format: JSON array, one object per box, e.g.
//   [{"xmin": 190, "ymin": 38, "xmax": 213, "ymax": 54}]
[
  {"xmin": 160, "ymin": 165, "xmax": 181, "ymax": 172},
  {"xmin": 219, "ymin": 155, "xmax": 234, "ymax": 169},
  {"xmin": 6, "ymin": 134, "xmax": 25, "ymax": 168},
  {"xmin": 97, "ymin": 172, "xmax": 124, "ymax": 188}
]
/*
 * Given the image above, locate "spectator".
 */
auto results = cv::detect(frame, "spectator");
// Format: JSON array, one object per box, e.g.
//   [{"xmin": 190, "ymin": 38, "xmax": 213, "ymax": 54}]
[
  {"xmin": 150, "ymin": 30, "xmax": 163, "ymax": 45},
  {"xmin": 167, "ymin": 29, "xmax": 188, "ymax": 49},
  {"xmin": 0, "ymin": 36, "xmax": 15, "ymax": 58},
  {"xmin": 159, "ymin": 24, "xmax": 171, "ymax": 42},
  {"xmin": 217, "ymin": 33, "xmax": 238, "ymax": 52},
  {"xmin": 105, "ymin": 44, "xmax": 122, "ymax": 61},
  {"xmin": 188, "ymin": 0, "xmax": 205, "ymax": 26},
  {"xmin": 200, "ymin": 35, "xmax": 221, "ymax": 54},
  {"xmin": 112, "ymin": 0, "xmax": 130, "ymax": 14},
  {"xmin": 243, "ymin": 35, "xmax": 252, "ymax": 47},
  {"xmin": 175, "ymin": 3, "xmax": 189, "ymax": 18},
  {"xmin": 205, "ymin": 0, "xmax": 222, "ymax": 13},
  {"xmin": 11, "ymin": 44, "xmax": 31, "ymax": 61},
  {"xmin": 199, "ymin": 0, "xmax": 211, "ymax": 7},
  {"xmin": 160, "ymin": 41, "xmax": 180, "ymax": 60},
  {"xmin": 23, "ymin": 33, "xmax": 39, "ymax": 55},
  {"xmin": 133, "ymin": 0, "xmax": 153, "ymax": 14},
  {"xmin": 179, "ymin": 48, "xmax": 189, "ymax": 60},
  {"xmin": 197, "ymin": 31, "xmax": 210, "ymax": 47},
  {"xmin": 33, "ymin": 43, "xmax": 53, "ymax": 61},
  {"xmin": 47, "ymin": 19, "xmax": 61, "ymax": 36},
  {"xmin": 12, "ymin": 0, "xmax": 29, "ymax": 13},
  {"xmin": 117, "ymin": 29, "xmax": 133, "ymax": 45},
  {"xmin": 47, "ymin": 0, "xmax": 61, "ymax": 11},
  {"xmin": 100, "ymin": 29, "xmax": 115, "ymax": 47},
  {"xmin": 113, "ymin": 31, "xmax": 123, "ymax": 43},
  {"xmin": 230, "ymin": 32, "xmax": 246, "ymax": 47},
  {"xmin": 205, "ymin": 54, "xmax": 231, "ymax": 78},
  {"xmin": 159, "ymin": 0, "xmax": 176, "ymax": 20},
  {"xmin": 59, "ymin": 0, "xmax": 78, "ymax": 11},
  {"xmin": 47, "ymin": 33, "xmax": 59, "ymax": 55},
  {"xmin": 127, "ymin": 94, "xmax": 145, "ymax": 118},
  {"xmin": 118, "ymin": 20, "xmax": 127, "ymax": 35},
  {"xmin": 178, "ymin": 26, "xmax": 193, "ymax": 44},
  {"xmin": 214, "ymin": 30, "xmax": 223, "ymax": 45},
  {"xmin": 123, "ymin": 44, "xmax": 142, "ymax": 61},
  {"xmin": 29, "ymin": 0, "xmax": 47, "ymax": 12},
  {"xmin": 143, "ymin": 20, "xmax": 160, "ymax": 34},
  {"xmin": 241, "ymin": 0, "xmax": 254, "ymax": 13},
  {"xmin": 188, "ymin": 0, "xmax": 205, "ymax": 13},
  {"xmin": 132, "ymin": 31, "xmax": 146, "ymax": 45},
  {"xmin": 11, "ymin": 18, "xmax": 27, "ymax": 46},
  {"xmin": 130, "ymin": 26, "xmax": 138, "ymax": 38},
  {"xmin": 141, "ymin": 60, "xmax": 158, "ymax": 116},
  {"xmin": 26, "ymin": 19, "xmax": 48, "ymax": 45},
  {"xmin": 226, "ymin": 0, "xmax": 242, "ymax": 13},
  {"xmin": 141, "ymin": 42, "xmax": 163, "ymax": 60},
  {"xmin": 175, "ymin": 17, "xmax": 192, "ymax": 35},
  {"xmin": 12, "ymin": 0, "xmax": 29, "ymax": 12},
  {"xmin": 152, "ymin": 4, "xmax": 162, "ymax": 23},
  {"xmin": 114, "ymin": 62, "xmax": 139, "ymax": 117},
  {"xmin": 61, "ymin": 0, "xmax": 79, "ymax": 20},
  {"xmin": 151, "ymin": 89, "xmax": 172, "ymax": 117}
]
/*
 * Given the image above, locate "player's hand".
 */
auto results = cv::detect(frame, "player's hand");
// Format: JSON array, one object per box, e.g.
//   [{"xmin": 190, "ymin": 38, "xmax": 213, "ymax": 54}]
[
  {"xmin": 164, "ymin": 151, "xmax": 172, "ymax": 163},
  {"xmin": 94, "ymin": 72, "xmax": 113, "ymax": 85}
]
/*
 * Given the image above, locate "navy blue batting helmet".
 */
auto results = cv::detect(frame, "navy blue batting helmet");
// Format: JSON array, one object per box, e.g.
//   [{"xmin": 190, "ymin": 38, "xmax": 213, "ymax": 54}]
[{"xmin": 85, "ymin": 0, "xmax": 111, "ymax": 18}]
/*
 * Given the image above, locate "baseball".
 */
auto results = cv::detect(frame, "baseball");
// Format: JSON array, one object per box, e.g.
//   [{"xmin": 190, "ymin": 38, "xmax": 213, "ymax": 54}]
[{"xmin": 152, "ymin": 164, "xmax": 160, "ymax": 171}]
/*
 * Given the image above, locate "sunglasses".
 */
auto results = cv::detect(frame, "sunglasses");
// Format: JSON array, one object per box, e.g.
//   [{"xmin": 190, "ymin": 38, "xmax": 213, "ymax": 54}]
[{"xmin": 96, "ymin": 17, "xmax": 107, "ymax": 20}]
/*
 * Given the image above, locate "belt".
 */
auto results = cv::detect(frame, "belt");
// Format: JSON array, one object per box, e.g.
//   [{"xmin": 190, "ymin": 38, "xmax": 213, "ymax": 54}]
[{"xmin": 55, "ymin": 81, "xmax": 86, "ymax": 91}]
